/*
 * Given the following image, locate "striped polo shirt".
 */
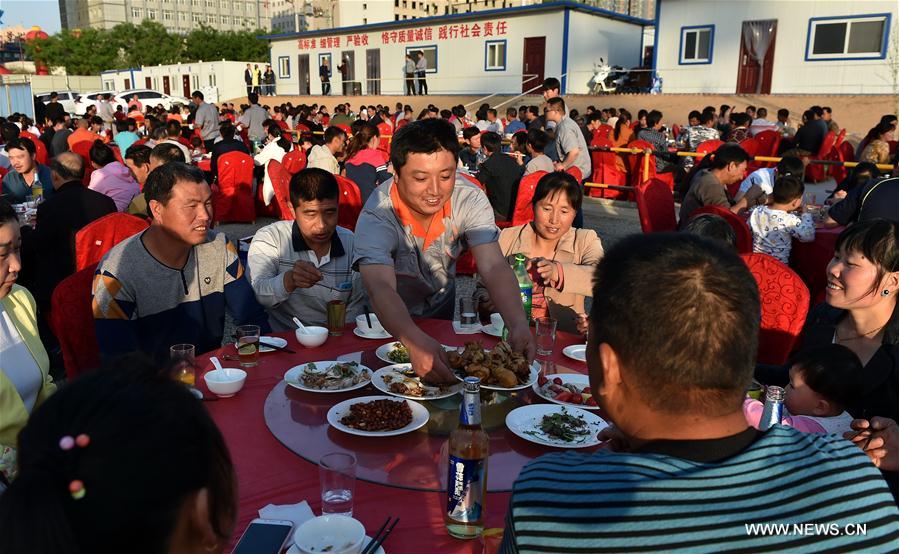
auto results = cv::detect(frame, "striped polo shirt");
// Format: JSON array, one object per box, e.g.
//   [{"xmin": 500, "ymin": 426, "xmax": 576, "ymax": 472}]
[{"xmin": 501, "ymin": 426, "xmax": 899, "ymax": 553}]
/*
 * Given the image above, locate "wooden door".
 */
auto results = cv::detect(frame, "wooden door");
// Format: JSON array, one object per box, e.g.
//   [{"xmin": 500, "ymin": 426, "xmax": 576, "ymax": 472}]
[
  {"xmin": 182, "ymin": 75, "xmax": 191, "ymax": 97},
  {"xmin": 124, "ymin": 78, "xmax": 131, "ymax": 89},
  {"xmin": 366, "ymin": 49, "xmax": 381, "ymax": 95},
  {"xmin": 162, "ymin": 75, "xmax": 170, "ymax": 95},
  {"xmin": 145, "ymin": 76, "xmax": 152, "ymax": 89},
  {"xmin": 737, "ymin": 21, "xmax": 777, "ymax": 94},
  {"xmin": 297, "ymin": 54, "xmax": 310, "ymax": 95},
  {"xmin": 522, "ymin": 37, "xmax": 546, "ymax": 93}
]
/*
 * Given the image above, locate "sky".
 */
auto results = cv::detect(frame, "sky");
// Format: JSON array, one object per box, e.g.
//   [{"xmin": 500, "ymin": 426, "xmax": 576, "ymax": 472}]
[{"xmin": 1, "ymin": 1, "xmax": 62, "ymax": 34}]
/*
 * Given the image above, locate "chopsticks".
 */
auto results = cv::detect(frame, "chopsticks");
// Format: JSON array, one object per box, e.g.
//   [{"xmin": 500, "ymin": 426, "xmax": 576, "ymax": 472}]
[
  {"xmin": 362, "ymin": 516, "xmax": 398, "ymax": 554},
  {"xmin": 230, "ymin": 335, "xmax": 296, "ymax": 354},
  {"xmin": 363, "ymin": 305, "xmax": 373, "ymax": 328}
]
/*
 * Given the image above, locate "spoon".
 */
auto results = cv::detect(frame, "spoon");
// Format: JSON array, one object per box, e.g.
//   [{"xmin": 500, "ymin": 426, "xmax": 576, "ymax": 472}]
[
  {"xmin": 293, "ymin": 317, "xmax": 310, "ymax": 334},
  {"xmin": 210, "ymin": 356, "xmax": 224, "ymax": 372}
]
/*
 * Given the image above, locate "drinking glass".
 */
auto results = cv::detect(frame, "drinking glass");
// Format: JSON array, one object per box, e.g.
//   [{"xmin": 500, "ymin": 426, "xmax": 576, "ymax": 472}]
[
  {"xmin": 459, "ymin": 297, "xmax": 478, "ymax": 328},
  {"xmin": 235, "ymin": 325, "xmax": 260, "ymax": 367},
  {"xmin": 327, "ymin": 300, "xmax": 347, "ymax": 336},
  {"xmin": 170, "ymin": 343, "xmax": 196, "ymax": 386},
  {"xmin": 319, "ymin": 452, "xmax": 356, "ymax": 516},
  {"xmin": 535, "ymin": 317, "xmax": 557, "ymax": 356}
]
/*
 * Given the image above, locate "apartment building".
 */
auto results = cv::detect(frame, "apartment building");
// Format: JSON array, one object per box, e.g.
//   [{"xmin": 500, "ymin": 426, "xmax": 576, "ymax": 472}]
[{"xmin": 58, "ymin": 0, "xmax": 272, "ymax": 33}]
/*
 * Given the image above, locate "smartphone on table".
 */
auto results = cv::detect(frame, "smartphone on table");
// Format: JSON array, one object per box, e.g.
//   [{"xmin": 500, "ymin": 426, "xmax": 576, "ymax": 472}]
[{"xmin": 232, "ymin": 518, "xmax": 294, "ymax": 554}]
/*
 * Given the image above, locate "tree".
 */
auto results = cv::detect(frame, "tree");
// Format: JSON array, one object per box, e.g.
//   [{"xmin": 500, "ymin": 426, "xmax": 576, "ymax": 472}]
[
  {"xmin": 184, "ymin": 25, "xmax": 269, "ymax": 63},
  {"xmin": 109, "ymin": 21, "xmax": 184, "ymax": 68},
  {"xmin": 25, "ymin": 28, "xmax": 119, "ymax": 74}
]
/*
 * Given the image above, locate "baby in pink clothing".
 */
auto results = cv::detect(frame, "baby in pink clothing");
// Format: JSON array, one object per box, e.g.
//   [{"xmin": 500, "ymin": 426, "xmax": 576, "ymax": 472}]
[{"xmin": 745, "ymin": 345, "xmax": 862, "ymax": 435}]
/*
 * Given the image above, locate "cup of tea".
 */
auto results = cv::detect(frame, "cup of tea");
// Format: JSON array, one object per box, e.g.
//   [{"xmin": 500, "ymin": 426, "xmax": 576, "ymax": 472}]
[
  {"xmin": 327, "ymin": 300, "xmax": 347, "ymax": 336},
  {"xmin": 235, "ymin": 325, "xmax": 260, "ymax": 367}
]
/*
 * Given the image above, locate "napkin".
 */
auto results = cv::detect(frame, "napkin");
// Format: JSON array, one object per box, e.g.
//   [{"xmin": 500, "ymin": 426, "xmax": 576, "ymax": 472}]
[
  {"xmin": 452, "ymin": 321, "xmax": 483, "ymax": 335},
  {"xmin": 259, "ymin": 500, "xmax": 315, "ymax": 544}
]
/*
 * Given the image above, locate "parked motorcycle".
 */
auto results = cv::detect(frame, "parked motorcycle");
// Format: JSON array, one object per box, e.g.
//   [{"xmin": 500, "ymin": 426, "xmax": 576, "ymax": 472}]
[{"xmin": 588, "ymin": 58, "xmax": 628, "ymax": 95}]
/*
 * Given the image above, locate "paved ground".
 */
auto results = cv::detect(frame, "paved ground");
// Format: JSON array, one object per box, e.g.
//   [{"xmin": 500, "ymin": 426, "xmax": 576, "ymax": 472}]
[{"xmin": 218, "ymin": 196, "xmax": 642, "ymax": 333}]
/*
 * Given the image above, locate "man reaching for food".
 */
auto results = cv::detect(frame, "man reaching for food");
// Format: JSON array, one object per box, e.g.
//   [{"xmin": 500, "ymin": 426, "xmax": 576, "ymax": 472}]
[{"xmin": 353, "ymin": 119, "xmax": 535, "ymax": 382}]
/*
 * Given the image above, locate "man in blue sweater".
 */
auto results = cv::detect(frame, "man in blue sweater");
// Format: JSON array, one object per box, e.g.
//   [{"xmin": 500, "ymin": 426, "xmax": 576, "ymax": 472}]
[
  {"xmin": 92, "ymin": 162, "xmax": 269, "ymax": 362},
  {"xmin": 502, "ymin": 233, "xmax": 899, "ymax": 553}
]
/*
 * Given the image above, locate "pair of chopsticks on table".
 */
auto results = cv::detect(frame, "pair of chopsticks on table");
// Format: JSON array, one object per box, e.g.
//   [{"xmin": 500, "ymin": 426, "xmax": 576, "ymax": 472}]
[
  {"xmin": 229, "ymin": 335, "xmax": 296, "ymax": 354},
  {"xmin": 363, "ymin": 516, "xmax": 398, "ymax": 554}
]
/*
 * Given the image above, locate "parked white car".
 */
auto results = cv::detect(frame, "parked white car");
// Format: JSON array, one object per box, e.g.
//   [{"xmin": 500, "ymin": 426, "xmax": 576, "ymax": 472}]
[
  {"xmin": 36, "ymin": 90, "xmax": 79, "ymax": 115},
  {"xmin": 73, "ymin": 91, "xmax": 127, "ymax": 116},
  {"xmin": 114, "ymin": 89, "xmax": 190, "ymax": 112}
]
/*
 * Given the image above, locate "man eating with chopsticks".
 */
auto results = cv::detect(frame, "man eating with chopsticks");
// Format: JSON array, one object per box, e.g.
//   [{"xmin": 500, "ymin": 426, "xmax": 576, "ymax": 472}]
[{"xmin": 353, "ymin": 119, "xmax": 535, "ymax": 383}]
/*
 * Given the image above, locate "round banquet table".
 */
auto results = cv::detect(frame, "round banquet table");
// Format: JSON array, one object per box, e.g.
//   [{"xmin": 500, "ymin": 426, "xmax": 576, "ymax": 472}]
[
  {"xmin": 197, "ymin": 318, "xmax": 590, "ymax": 553},
  {"xmin": 790, "ymin": 226, "xmax": 843, "ymax": 303}
]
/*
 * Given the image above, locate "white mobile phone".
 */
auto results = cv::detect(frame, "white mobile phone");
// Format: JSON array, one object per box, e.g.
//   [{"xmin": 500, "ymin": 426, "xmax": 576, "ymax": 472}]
[{"xmin": 232, "ymin": 518, "xmax": 294, "ymax": 554}]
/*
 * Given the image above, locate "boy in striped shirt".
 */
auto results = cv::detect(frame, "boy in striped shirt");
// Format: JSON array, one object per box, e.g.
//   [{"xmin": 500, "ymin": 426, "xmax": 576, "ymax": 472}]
[{"xmin": 501, "ymin": 233, "xmax": 899, "ymax": 553}]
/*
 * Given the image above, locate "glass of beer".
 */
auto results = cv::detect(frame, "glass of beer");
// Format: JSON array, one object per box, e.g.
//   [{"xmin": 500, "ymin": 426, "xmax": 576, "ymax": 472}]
[
  {"xmin": 235, "ymin": 325, "xmax": 261, "ymax": 367},
  {"xmin": 327, "ymin": 300, "xmax": 347, "ymax": 336},
  {"xmin": 170, "ymin": 343, "xmax": 196, "ymax": 386}
]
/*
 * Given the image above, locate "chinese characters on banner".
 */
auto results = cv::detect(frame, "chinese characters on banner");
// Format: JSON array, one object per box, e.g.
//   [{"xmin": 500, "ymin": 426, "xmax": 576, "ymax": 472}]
[{"xmin": 295, "ymin": 21, "xmax": 509, "ymax": 50}]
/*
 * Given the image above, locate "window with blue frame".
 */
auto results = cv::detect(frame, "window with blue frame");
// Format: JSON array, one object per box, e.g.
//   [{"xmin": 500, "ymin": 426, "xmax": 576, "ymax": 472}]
[
  {"xmin": 806, "ymin": 14, "xmax": 891, "ymax": 61},
  {"xmin": 485, "ymin": 40, "xmax": 506, "ymax": 71},
  {"xmin": 679, "ymin": 25, "xmax": 714, "ymax": 65}
]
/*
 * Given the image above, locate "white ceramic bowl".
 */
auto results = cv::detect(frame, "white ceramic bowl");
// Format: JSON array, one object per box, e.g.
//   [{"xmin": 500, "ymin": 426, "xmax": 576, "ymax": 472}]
[
  {"xmin": 294, "ymin": 515, "xmax": 366, "ymax": 554},
  {"xmin": 355, "ymin": 313, "xmax": 384, "ymax": 334},
  {"xmin": 296, "ymin": 325, "xmax": 329, "ymax": 347},
  {"xmin": 202, "ymin": 367, "xmax": 247, "ymax": 397}
]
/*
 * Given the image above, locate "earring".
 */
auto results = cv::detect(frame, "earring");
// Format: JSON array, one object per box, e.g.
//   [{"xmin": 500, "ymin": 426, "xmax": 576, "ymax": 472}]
[{"xmin": 883, "ymin": 290, "xmax": 891, "ymax": 296}]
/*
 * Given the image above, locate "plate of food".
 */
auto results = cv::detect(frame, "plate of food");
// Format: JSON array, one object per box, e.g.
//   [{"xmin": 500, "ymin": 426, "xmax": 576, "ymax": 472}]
[
  {"xmin": 371, "ymin": 364, "xmax": 463, "ymax": 400},
  {"xmin": 533, "ymin": 373, "xmax": 598, "ymax": 409},
  {"xmin": 375, "ymin": 341, "xmax": 460, "ymax": 364},
  {"xmin": 506, "ymin": 404, "xmax": 607, "ymax": 448},
  {"xmin": 327, "ymin": 395, "xmax": 430, "ymax": 437},
  {"xmin": 284, "ymin": 361, "xmax": 372, "ymax": 393},
  {"xmin": 448, "ymin": 341, "xmax": 538, "ymax": 391},
  {"xmin": 562, "ymin": 344, "xmax": 587, "ymax": 362}
]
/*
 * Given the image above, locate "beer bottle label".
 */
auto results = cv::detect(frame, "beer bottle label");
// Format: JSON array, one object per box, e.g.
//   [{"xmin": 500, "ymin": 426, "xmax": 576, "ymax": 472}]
[{"xmin": 446, "ymin": 455, "xmax": 485, "ymax": 523}]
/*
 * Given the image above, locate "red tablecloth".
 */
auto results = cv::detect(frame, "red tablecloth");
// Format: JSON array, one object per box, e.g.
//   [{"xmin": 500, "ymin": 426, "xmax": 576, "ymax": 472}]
[
  {"xmin": 198, "ymin": 319, "xmax": 586, "ymax": 553},
  {"xmin": 790, "ymin": 226, "xmax": 843, "ymax": 303}
]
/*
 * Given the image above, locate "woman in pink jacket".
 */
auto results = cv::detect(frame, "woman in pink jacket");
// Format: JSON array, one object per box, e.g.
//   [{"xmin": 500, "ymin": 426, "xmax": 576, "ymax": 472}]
[{"xmin": 88, "ymin": 140, "xmax": 140, "ymax": 212}]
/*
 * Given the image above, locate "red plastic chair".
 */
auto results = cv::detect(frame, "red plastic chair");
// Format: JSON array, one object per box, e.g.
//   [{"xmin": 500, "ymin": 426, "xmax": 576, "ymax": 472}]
[
  {"xmin": 282, "ymin": 148, "xmax": 307, "ymax": 175},
  {"xmin": 267, "ymin": 159, "xmax": 295, "ymax": 221},
  {"xmin": 565, "ymin": 166, "xmax": 583, "ymax": 184},
  {"xmin": 509, "ymin": 171, "xmax": 546, "ymax": 226},
  {"xmin": 108, "ymin": 144, "xmax": 124, "ymax": 164},
  {"xmin": 0, "ymin": 167, "xmax": 7, "ymax": 181},
  {"xmin": 214, "ymin": 151, "xmax": 255, "ymax": 223},
  {"xmin": 377, "ymin": 122, "xmax": 392, "ymax": 156},
  {"xmin": 753, "ymin": 130, "xmax": 782, "ymax": 168},
  {"xmin": 589, "ymin": 137, "xmax": 629, "ymax": 199},
  {"xmin": 690, "ymin": 205, "xmax": 752, "ymax": 254},
  {"xmin": 335, "ymin": 175, "xmax": 362, "ymax": 231},
  {"xmin": 49, "ymin": 262, "xmax": 101, "ymax": 380},
  {"xmin": 634, "ymin": 178, "xmax": 677, "ymax": 233},
  {"xmin": 74, "ymin": 212, "xmax": 149, "ymax": 271},
  {"xmin": 595, "ymin": 124, "xmax": 613, "ymax": 140},
  {"xmin": 740, "ymin": 253, "xmax": 810, "ymax": 365},
  {"xmin": 806, "ymin": 131, "xmax": 837, "ymax": 183},
  {"xmin": 626, "ymin": 139, "xmax": 674, "ymax": 191},
  {"xmin": 739, "ymin": 137, "xmax": 762, "ymax": 171},
  {"xmin": 254, "ymin": 161, "xmax": 283, "ymax": 219},
  {"xmin": 830, "ymin": 139, "xmax": 856, "ymax": 183},
  {"xmin": 695, "ymin": 139, "xmax": 724, "ymax": 157},
  {"xmin": 30, "ymin": 137, "xmax": 49, "ymax": 165}
]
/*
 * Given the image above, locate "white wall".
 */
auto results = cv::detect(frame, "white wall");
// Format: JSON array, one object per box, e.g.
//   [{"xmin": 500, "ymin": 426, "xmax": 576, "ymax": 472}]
[
  {"xmin": 100, "ymin": 61, "xmax": 256, "ymax": 102},
  {"xmin": 656, "ymin": 0, "xmax": 899, "ymax": 94},
  {"xmin": 566, "ymin": 10, "xmax": 644, "ymax": 94},
  {"xmin": 269, "ymin": 8, "xmax": 644, "ymax": 95},
  {"xmin": 336, "ymin": 0, "xmax": 394, "ymax": 28}
]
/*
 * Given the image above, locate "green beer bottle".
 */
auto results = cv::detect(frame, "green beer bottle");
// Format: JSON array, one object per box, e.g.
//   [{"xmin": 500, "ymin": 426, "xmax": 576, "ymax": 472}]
[{"xmin": 511, "ymin": 254, "xmax": 532, "ymax": 322}]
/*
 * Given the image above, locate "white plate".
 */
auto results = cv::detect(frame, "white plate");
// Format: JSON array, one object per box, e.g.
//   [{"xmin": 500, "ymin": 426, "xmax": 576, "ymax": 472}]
[
  {"xmin": 284, "ymin": 361, "xmax": 372, "ymax": 393},
  {"xmin": 375, "ymin": 342, "xmax": 459, "ymax": 364},
  {"xmin": 327, "ymin": 395, "xmax": 430, "ymax": 437},
  {"xmin": 233, "ymin": 335, "xmax": 288, "ymax": 353},
  {"xmin": 353, "ymin": 326, "xmax": 393, "ymax": 340},
  {"xmin": 562, "ymin": 344, "xmax": 587, "ymax": 362},
  {"xmin": 480, "ymin": 324, "xmax": 503, "ymax": 337},
  {"xmin": 372, "ymin": 365, "xmax": 463, "ymax": 400},
  {"xmin": 506, "ymin": 404, "xmax": 607, "ymax": 448},
  {"xmin": 532, "ymin": 373, "xmax": 599, "ymax": 411},
  {"xmin": 288, "ymin": 536, "xmax": 385, "ymax": 554},
  {"xmin": 453, "ymin": 360, "xmax": 540, "ymax": 392}
]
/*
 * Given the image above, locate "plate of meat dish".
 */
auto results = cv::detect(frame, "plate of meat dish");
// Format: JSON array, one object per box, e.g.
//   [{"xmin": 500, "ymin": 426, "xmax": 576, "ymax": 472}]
[
  {"xmin": 326, "ymin": 395, "xmax": 430, "ymax": 437},
  {"xmin": 284, "ymin": 361, "xmax": 372, "ymax": 393},
  {"xmin": 448, "ymin": 341, "xmax": 539, "ymax": 391},
  {"xmin": 371, "ymin": 364, "xmax": 463, "ymax": 400}
]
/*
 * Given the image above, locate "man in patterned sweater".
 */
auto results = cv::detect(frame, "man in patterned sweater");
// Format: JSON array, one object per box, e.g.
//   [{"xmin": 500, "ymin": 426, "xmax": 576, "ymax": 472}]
[
  {"xmin": 92, "ymin": 162, "xmax": 269, "ymax": 363},
  {"xmin": 501, "ymin": 233, "xmax": 899, "ymax": 553}
]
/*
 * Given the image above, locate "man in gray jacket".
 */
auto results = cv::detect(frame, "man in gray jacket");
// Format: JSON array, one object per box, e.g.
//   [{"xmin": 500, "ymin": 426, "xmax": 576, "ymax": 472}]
[
  {"xmin": 238, "ymin": 92, "xmax": 269, "ymax": 144},
  {"xmin": 247, "ymin": 168, "xmax": 365, "ymax": 331},
  {"xmin": 191, "ymin": 90, "xmax": 221, "ymax": 152}
]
